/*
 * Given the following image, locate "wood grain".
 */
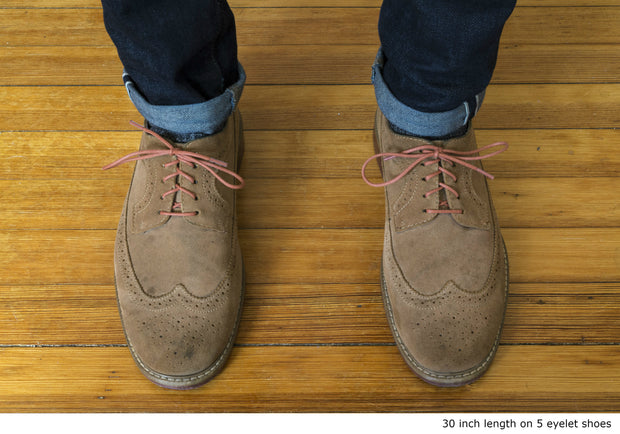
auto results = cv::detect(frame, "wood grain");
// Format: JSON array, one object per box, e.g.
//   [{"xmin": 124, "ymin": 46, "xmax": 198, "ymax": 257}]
[
  {"xmin": 7, "ymin": 1, "xmax": 620, "ymax": 8},
  {"xmin": 0, "ymin": 228, "xmax": 618, "ymax": 286},
  {"xmin": 3, "ymin": 44, "xmax": 618, "ymax": 86},
  {"xmin": 2, "ymin": 130, "xmax": 618, "ymax": 181},
  {"xmin": 4, "ymin": 1, "xmax": 620, "ymax": 7},
  {"xmin": 0, "ymin": 346, "xmax": 617, "ymax": 412},
  {"xmin": 0, "ymin": 283, "xmax": 617, "ymax": 346},
  {"xmin": 1, "ymin": 177, "xmax": 618, "ymax": 230},
  {"xmin": 0, "ymin": 83, "xmax": 618, "ymax": 131},
  {"xmin": 2, "ymin": 7, "xmax": 620, "ymax": 47}
]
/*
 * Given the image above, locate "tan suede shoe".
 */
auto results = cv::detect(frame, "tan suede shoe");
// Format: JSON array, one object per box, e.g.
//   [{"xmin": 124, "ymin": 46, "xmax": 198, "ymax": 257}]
[
  {"xmin": 104, "ymin": 111, "xmax": 245, "ymax": 389},
  {"xmin": 362, "ymin": 110, "xmax": 509, "ymax": 387}
]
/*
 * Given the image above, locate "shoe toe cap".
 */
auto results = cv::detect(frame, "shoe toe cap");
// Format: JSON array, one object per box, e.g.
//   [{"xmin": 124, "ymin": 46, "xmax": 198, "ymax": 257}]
[
  {"xmin": 386, "ymin": 278, "xmax": 506, "ymax": 384},
  {"xmin": 117, "ymin": 276, "xmax": 243, "ymax": 386}
]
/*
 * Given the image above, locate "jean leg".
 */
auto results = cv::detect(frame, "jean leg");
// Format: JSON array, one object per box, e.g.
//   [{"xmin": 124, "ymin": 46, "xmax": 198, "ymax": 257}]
[
  {"xmin": 375, "ymin": 0, "xmax": 516, "ymax": 136},
  {"xmin": 101, "ymin": 0, "xmax": 243, "ymax": 138},
  {"xmin": 102, "ymin": 0, "xmax": 239, "ymax": 106}
]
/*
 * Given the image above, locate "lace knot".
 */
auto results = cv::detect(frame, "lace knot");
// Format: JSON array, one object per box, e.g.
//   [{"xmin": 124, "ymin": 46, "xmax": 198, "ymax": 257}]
[
  {"xmin": 361, "ymin": 141, "xmax": 508, "ymax": 214},
  {"xmin": 103, "ymin": 121, "xmax": 244, "ymax": 217}
]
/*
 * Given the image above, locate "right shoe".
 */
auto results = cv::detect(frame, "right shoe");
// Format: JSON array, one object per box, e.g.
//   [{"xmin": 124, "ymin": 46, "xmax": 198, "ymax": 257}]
[
  {"xmin": 103, "ymin": 110, "xmax": 245, "ymax": 389},
  {"xmin": 363, "ymin": 110, "xmax": 509, "ymax": 387}
]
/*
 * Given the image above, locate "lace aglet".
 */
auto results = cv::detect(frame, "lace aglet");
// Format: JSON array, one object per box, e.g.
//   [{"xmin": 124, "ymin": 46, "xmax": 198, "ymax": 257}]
[{"xmin": 209, "ymin": 158, "xmax": 228, "ymax": 168}]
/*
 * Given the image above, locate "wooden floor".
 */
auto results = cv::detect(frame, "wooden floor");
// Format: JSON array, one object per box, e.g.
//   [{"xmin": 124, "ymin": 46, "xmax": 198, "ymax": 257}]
[{"xmin": 0, "ymin": 0, "xmax": 619, "ymax": 413}]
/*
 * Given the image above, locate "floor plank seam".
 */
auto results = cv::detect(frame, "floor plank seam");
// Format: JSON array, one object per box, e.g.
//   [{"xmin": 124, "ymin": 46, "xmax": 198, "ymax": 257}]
[
  {"xmin": 0, "ymin": 344, "xmax": 127, "ymax": 348},
  {"xmin": 1, "ymin": 342, "xmax": 617, "ymax": 349},
  {"xmin": 501, "ymin": 342, "xmax": 620, "ymax": 346}
]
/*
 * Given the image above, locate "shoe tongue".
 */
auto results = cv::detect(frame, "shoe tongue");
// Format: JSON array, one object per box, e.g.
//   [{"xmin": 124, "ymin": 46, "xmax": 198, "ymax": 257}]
[
  {"xmin": 138, "ymin": 131, "xmax": 165, "ymax": 151},
  {"xmin": 183, "ymin": 131, "xmax": 227, "ymax": 161},
  {"xmin": 386, "ymin": 127, "xmax": 476, "ymax": 155},
  {"xmin": 384, "ymin": 131, "xmax": 433, "ymax": 154},
  {"xmin": 138, "ymin": 129, "xmax": 226, "ymax": 161},
  {"xmin": 438, "ymin": 128, "xmax": 476, "ymax": 153}
]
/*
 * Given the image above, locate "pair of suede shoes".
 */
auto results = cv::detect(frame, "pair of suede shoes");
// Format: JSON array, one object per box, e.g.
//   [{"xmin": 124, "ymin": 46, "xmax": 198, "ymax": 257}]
[{"xmin": 103, "ymin": 109, "xmax": 508, "ymax": 389}]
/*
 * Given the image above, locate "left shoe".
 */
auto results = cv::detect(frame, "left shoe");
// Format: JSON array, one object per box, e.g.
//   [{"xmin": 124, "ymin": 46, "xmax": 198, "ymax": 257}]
[
  {"xmin": 362, "ymin": 110, "xmax": 509, "ymax": 387},
  {"xmin": 103, "ymin": 111, "xmax": 245, "ymax": 389}
]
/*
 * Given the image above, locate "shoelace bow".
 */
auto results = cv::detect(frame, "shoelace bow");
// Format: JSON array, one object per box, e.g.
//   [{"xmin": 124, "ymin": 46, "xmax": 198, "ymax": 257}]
[
  {"xmin": 361, "ymin": 141, "xmax": 508, "ymax": 214},
  {"xmin": 103, "ymin": 121, "xmax": 245, "ymax": 217}
]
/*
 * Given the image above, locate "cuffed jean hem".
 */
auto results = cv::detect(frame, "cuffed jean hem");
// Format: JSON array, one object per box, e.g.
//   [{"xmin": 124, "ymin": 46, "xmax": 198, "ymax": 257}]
[
  {"xmin": 123, "ymin": 63, "xmax": 246, "ymax": 138},
  {"xmin": 372, "ymin": 49, "xmax": 484, "ymax": 138}
]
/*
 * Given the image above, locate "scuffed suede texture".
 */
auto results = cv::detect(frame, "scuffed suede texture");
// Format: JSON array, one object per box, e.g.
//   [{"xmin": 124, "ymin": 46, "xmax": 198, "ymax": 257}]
[
  {"xmin": 113, "ymin": 111, "xmax": 245, "ymax": 389},
  {"xmin": 374, "ymin": 110, "xmax": 508, "ymax": 386}
]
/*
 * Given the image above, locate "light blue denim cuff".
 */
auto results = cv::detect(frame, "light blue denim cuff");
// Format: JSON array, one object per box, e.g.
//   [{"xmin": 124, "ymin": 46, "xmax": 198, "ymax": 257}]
[
  {"xmin": 123, "ymin": 63, "xmax": 246, "ymax": 136},
  {"xmin": 372, "ymin": 49, "xmax": 484, "ymax": 137}
]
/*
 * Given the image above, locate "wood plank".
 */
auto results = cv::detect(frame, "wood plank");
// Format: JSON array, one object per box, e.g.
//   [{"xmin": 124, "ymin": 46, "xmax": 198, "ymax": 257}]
[
  {"xmin": 236, "ymin": 177, "xmax": 620, "ymax": 229},
  {"xmin": 2, "ymin": 130, "xmax": 617, "ymax": 181},
  {"xmin": 0, "ymin": 8, "xmax": 109, "ymax": 46},
  {"xmin": 240, "ymin": 228, "xmax": 620, "ymax": 284},
  {"xmin": 1, "ymin": 83, "xmax": 618, "ymax": 131},
  {"xmin": 0, "ymin": 46, "xmax": 124, "ymax": 86},
  {"xmin": 243, "ymin": 128, "xmax": 620, "ymax": 179},
  {"xmin": 4, "ymin": 1, "xmax": 620, "ymax": 8},
  {"xmin": 0, "ymin": 228, "xmax": 617, "ymax": 285},
  {"xmin": 243, "ymin": 282, "xmax": 620, "ymax": 345},
  {"xmin": 493, "ymin": 44, "xmax": 620, "ymax": 84},
  {"xmin": 0, "ymin": 283, "xmax": 617, "ymax": 346},
  {"xmin": 0, "ymin": 346, "xmax": 617, "ymax": 411},
  {"xmin": 503, "ymin": 282, "xmax": 620, "ymax": 345},
  {"xmin": 0, "ymin": 285, "xmax": 124, "ymax": 346},
  {"xmin": 2, "ymin": 8, "xmax": 619, "ymax": 47},
  {"xmin": 0, "ymin": 8, "xmax": 380, "ymax": 47},
  {"xmin": 506, "ymin": 6, "xmax": 620, "ymax": 44},
  {"xmin": 242, "ymin": 176, "xmax": 618, "ymax": 229},
  {"xmin": 462, "ymin": 83, "xmax": 620, "ymax": 130},
  {"xmin": 3, "ymin": 44, "xmax": 618, "ymax": 86},
  {"xmin": 1, "ymin": 177, "xmax": 618, "ymax": 230}
]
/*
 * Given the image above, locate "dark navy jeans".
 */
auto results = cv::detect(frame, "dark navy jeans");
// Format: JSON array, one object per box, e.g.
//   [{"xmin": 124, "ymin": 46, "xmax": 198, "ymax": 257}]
[{"xmin": 102, "ymin": 0, "xmax": 516, "ymax": 138}]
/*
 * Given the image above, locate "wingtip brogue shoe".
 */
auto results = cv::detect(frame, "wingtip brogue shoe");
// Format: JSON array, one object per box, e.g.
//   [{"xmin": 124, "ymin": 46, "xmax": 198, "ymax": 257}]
[
  {"xmin": 363, "ymin": 110, "xmax": 509, "ymax": 387},
  {"xmin": 105, "ymin": 111, "xmax": 245, "ymax": 389}
]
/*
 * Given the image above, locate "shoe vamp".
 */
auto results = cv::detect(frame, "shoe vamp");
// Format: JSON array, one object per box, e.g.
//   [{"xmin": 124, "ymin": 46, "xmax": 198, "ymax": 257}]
[
  {"xmin": 127, "ymin": 217, "xmax": 232, "ymax": 298},
  {"xmin": 392, "ymin": 214, "xmax": 494, "ymax": 295}
]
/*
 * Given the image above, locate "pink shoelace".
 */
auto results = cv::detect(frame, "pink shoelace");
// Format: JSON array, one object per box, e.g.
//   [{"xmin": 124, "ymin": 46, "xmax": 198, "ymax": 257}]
[
  {"xmin": 103, "ymin": 121, "xmax": 245, "ymax": 217},
  {"xmin": 361, "ymin": 141, "xmax": 508, "ymax": 214}
]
